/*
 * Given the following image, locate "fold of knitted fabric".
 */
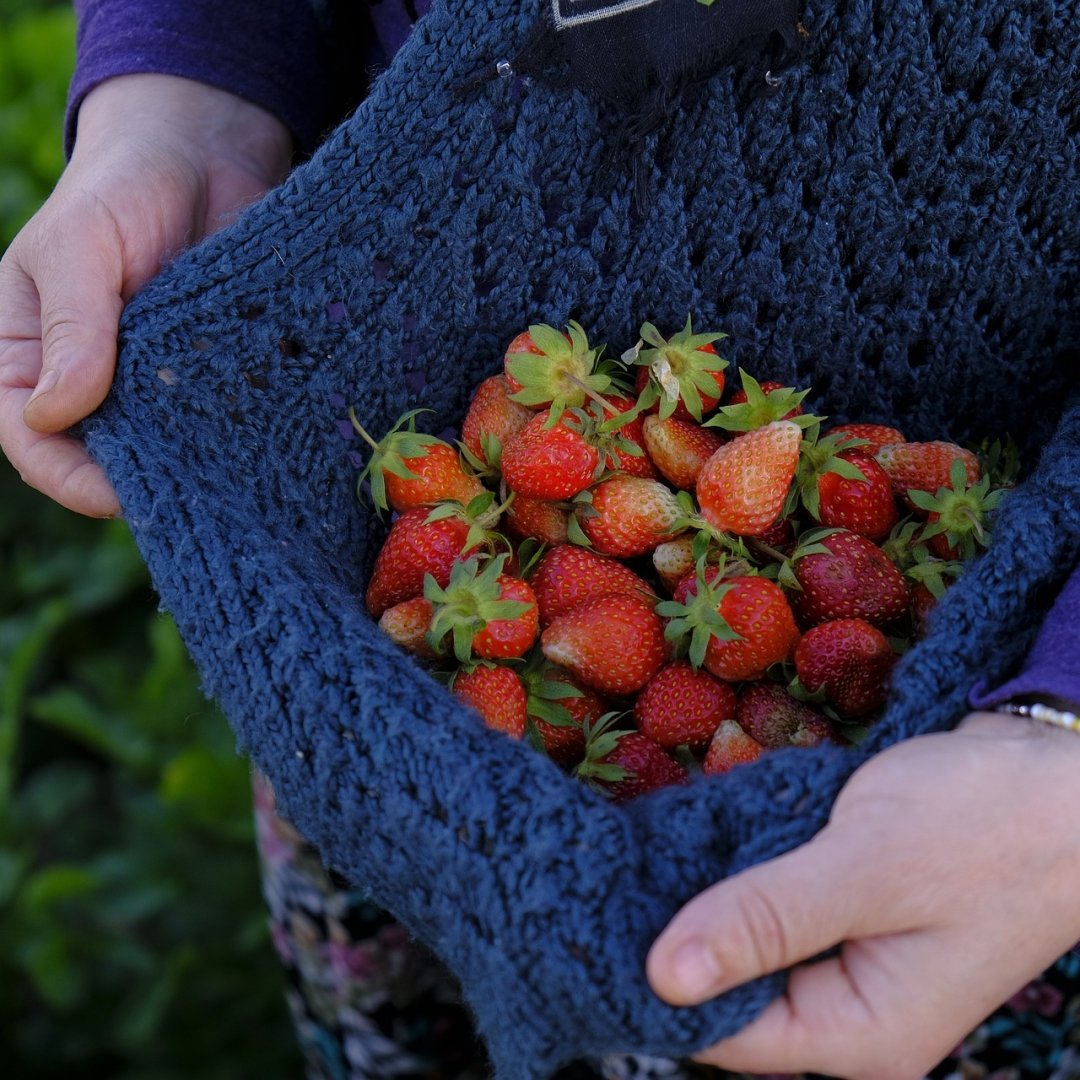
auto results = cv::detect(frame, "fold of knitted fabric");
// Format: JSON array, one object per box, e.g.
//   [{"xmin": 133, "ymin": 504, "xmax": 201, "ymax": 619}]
[{"xmin": 83, "ymin": 0, "xmax": 1080, "ymax": 1075}]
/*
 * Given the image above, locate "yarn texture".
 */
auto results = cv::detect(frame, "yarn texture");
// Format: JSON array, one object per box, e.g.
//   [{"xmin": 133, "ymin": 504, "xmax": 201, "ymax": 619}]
[{"xmin": 84, "ymin": 0, "xmax": 1080, "ymax": 1075}]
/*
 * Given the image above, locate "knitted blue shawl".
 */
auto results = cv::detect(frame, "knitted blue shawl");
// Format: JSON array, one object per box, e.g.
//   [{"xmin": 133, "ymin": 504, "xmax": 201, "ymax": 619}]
[{"xmin": 84, "ymin": 0, "xmax": 1080, "ymax": 1075}]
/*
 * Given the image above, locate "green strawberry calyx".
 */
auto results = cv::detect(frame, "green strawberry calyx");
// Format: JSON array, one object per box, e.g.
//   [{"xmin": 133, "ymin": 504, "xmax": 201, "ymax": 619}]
[
  {"xmin": 655, "ymin": 556, "xmax": 744, "ymax": 669},
  {"xmin": 351, "ymin": 407, "xmax": 446, "ymax": 513},
  {"xmin": 632, "ymin": 315, "xmax": 729, "ymax": 422}
]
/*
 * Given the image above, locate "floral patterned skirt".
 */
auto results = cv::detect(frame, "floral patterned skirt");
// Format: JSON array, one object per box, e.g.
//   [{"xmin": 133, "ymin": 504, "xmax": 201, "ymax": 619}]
[{"xmin": 253, "ymin": 772, "xmax": 1080, "ymax": 1080}]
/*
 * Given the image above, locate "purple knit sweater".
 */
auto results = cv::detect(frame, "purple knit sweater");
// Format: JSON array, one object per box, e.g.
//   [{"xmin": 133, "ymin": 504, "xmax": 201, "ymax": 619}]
[{"xmin": 67, "ymin": 0, "xmax": 1080, "ymax": 714}]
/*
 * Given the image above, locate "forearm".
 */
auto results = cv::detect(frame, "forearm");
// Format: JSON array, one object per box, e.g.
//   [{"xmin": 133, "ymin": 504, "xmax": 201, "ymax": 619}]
[{"xmin": 68, "ymin": 0, "xmax": 329, "ymax": 155}]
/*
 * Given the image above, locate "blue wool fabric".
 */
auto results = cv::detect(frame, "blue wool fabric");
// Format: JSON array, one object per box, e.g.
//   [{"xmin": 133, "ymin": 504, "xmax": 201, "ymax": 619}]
[{"xmin": 84, "ymin": 0, "xmax": 1080, "ymax": 1075}]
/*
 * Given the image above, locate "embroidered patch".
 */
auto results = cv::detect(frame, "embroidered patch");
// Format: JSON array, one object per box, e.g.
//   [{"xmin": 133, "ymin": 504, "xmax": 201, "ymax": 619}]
[{"xmin": 551, "ymin": 0, "xmax": 661, "ymax": 30}]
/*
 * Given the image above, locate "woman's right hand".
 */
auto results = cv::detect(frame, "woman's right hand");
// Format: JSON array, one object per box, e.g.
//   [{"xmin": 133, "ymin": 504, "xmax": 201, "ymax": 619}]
[{"xmin": 0, "ymin": 73, "xmax": 293, "ymax": 516}]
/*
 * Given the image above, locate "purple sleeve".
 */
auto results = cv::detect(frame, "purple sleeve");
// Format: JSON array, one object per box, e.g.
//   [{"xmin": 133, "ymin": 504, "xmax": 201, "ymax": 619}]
[
  {"xmin": 970, "ymin": 564, "xmax": 1080, "ymax": 711},
  {"xmin": 67, "ymin": 0, "xmax": 331, "ymax": 155}
]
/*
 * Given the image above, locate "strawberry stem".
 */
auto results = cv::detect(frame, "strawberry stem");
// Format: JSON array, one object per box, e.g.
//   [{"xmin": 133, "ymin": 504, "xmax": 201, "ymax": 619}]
[{"xmin": 347, "ymin": 407, "xmax": 382, "ymax": 453}]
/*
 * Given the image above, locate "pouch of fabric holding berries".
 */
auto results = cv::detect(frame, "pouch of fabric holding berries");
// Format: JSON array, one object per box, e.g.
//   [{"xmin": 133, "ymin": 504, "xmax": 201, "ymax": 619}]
[{"xmin": 83, "ymin": 0, "xmax": 1080, "ymax": 1076}]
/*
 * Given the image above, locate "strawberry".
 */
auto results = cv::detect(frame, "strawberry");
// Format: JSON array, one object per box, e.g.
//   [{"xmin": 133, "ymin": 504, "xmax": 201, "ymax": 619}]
[
  {"xmin": 425, "ymin": 554, "xmax": 538, "ymax": 663},
  {"xmin": 522, "ymin": 661, "xmax": 607, "ymax": 767},
  {"xmin": 378, "ymin": 596, "xmax": 437, "ymax": 659},
  {"xmin": 504, "ymin": 322, "xmax": 618, "ymax": 422},
  {"xmin": 576, "ymin": 719, "xmax": 689, "ymax": 802},
  {"xmin": 460, "ymin": 374, "xmax": 533, "ymax": 469},
  {"xmin": 875, "ymin": 441, "xmax": 981, "ymax": 507},
  {"xmin": 788, "ymin": 529, "xmax": 909, "ymax": 629},
  {"xmin": 633, "ymin": 661, "xmax": 737, "ymax": 751},
  {"xmin": 825, "ymin": 422, "xmax": 906, "ymax": 456},
  {"xmin": 709, "ymin": 371, "xmax": 808, "ymax": 431},
  {"xmin": 629, "ymin": 317, "xmax": 728, "ymax": 422},
  {"xmin": 662, "ymin": 567, "xmax": 801, "ymax": 682},
  {"xmin": 354, "ymin": 409, "xmax": 485, "ymax": 513},
  {"xmin": 641, "ymin": 414, "xmax": 726, "ymax": 491},
  {"xmin": 910, "ymin": 459, "xmax": 1007, "ymax": 562},
  {"xmin": 365, "ymin": 506, "xmax": 475, "ymax": 618},
  {"xmin": 503, "ymin": 492, "xmax": 571, "ymax": 546},
  {"xmin": 735, "ymin": 681, "xmax": 835, "ymax": 749},
  {"xmin": 702, "ymin": 718, "xmax": 765, "ymax": 775},
  {"xmin": 599, "ymin": 394, "xmax": 660, "ymax": 479},
  {"xmin": 576, "ymin": 475, "xmax": 684, "ymax": 558},
  {"xmin": 529, "ymin": 543, "xmax": 653, "ymax": 627},
  {"xmin": 501, "ymin": 409, "xmax": 602, "ymax": 499},
  {"xmin": 652, "ymin": 534, "xmax": 698, "ymax": 593},
  {"xmin": 814, "ymin": 449, "xmax": 899, "ymax": 542},
  {"xmin": 541, "ymin": 592, "xmax": 668, "ymax": 695},
  {"xmin": 695, "ymin": 420, "xmax": 803, "ymax": 536},
  {"xmin": 793, "ymin": 617, "xmax": 897, "ymax": 718},
  {"xmin": 452, "ymin": 664, "xmax": 527, "ymax": 738}
]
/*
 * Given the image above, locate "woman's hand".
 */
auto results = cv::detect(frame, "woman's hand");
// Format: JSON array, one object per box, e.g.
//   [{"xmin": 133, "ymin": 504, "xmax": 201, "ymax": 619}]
[
  {"xmin": 0, "ymin": 73, "xmax": 292, "ymax": 516},
  {"xmin": 646, "ymin": 712, "xmax": 1080, "ymax": 1080}
]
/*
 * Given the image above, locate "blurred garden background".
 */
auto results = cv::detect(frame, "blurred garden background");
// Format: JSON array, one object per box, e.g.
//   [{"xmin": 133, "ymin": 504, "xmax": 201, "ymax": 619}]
[{"xmin": 0, "ymin": 1, "xmax": 301, "ymax": 1075}]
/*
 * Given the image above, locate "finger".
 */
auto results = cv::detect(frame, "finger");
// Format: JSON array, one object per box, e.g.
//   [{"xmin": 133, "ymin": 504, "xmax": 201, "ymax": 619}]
[
  {"xmin": 20, "ymin": 203, "xmax": 124, "ymax": 434},
  {"xmin": 646, "ymin": 830, "xmax": 914, "ymax": 1007}
]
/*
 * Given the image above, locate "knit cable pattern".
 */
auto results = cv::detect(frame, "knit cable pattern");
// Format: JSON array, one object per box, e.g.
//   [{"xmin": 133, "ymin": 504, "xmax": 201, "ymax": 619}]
[{"xmin": 84, "ymin": 0, "xmax": 1080, "ymax": 1075}]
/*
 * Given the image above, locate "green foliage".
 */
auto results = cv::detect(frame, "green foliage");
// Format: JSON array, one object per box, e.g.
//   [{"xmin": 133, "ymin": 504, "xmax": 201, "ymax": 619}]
[{"xmin": 0, "ymin": 5, "xmax": 300, "ymax": 1076}]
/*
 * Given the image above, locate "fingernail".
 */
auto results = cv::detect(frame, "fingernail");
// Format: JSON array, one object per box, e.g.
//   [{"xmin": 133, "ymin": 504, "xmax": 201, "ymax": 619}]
[
  {"xmin": 670, "ymin": 938, "xmax": 723, "ymax": 999},
  {"xmin": 27, "ymin": 368, "xmax": 60, "ymax": 405}
]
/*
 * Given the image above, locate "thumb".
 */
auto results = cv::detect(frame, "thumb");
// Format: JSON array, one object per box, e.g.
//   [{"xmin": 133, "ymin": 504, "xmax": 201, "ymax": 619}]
[
  {"xmin": 646, "ymin": 832, "xmax": 885, "ymax": 1006},
  {"xmin": 23, "ymin": 211, "xmax": 125, "ymax": 434}
]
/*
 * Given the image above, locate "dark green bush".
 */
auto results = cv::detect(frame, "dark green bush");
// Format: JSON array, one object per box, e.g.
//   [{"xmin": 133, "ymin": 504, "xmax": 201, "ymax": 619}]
[{"xmin": 1, "ymin": 5, "xmax": 299, "ymax": 1076}]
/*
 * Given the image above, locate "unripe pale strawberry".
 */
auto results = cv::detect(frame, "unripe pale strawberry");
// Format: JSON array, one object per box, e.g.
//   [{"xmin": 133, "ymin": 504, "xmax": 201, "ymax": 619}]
[{"xmin": 577, "ymin": 475, "xmax": 684, "ymax": 558}]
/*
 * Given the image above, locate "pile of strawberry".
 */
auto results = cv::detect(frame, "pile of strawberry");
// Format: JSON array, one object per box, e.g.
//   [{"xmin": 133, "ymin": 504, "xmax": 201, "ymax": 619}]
[{"xmin": 354, "ymin": 319, "xmax": 1015, "ymax": 802}]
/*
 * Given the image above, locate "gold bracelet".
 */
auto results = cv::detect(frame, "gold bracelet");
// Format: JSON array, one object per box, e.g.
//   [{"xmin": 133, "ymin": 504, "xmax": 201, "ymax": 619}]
[{"xmin": 994, "ymin": 700, "xmax": 1080, "ymax": 734}]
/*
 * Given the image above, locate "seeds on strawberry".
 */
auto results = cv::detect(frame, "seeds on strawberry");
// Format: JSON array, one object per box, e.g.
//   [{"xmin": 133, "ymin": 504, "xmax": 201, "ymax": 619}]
[
  {"xmin": 735, "ymin": 681, "xmax": 835, "ymax": 749},
  {"xmin": 576, "ymin": 719, "xmax": 689, "ymax": 802},
  {"xmin": 576, "ymin": 475, "xmax": 684, "ymax": 558},
  {"xmin": 652, "ymin": 534, "xmax": 698, "ymax": 593},
  {"xmin": 541, "ymin": 592, "xmax": 668, "ymax": 695},
  {"xmin": 461, "ymin": 374, "xmax": 534, "ymax": 468},
  {"xmin": 642, "ymin": 414, "xmax": 726, "ymax": 491},
  {"xmin": 503, "ymin": 492, "xmax": 571, "ymax": 546},
  {"xmin": 529, "ymin": 543, "xmax": 654, "ymax": 627},
  {"xmin": 452, "ymin": 664, "xmax": 528, "ymax": 738},
  {"xmin": 378, "ymin": 596, "xmax": 437, "ymax": 658},
  {"xmin": 815, "ymin": 450, "xmax": 899, "ymax": 542},
  {"xmin": 702, "ymin": 718, "xmax": 765, "ymax": 775},
  {"xmin": 501, "ymin": 410, "xmax": 602, "ymax": 499},
  {"xmin": 875, "ymin": 440, "xmax": 981, "ymax": 507},
  {"xmin": 825, "ymin": 422, "xmax": 907, "ymax": 456},
  {"xmin": 634, "ymin": 661, "xmax": 737, "ymax": 751},
  {"xmin": 793, "ymin": 617, "xmax": 897, "ymax": 718}
]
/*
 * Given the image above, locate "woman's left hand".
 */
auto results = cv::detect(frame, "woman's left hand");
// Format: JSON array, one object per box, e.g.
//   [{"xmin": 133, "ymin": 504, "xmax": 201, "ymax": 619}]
[{"xmin": 646, "ymin": 712, "xmax": 1080, "ymax": 1080}]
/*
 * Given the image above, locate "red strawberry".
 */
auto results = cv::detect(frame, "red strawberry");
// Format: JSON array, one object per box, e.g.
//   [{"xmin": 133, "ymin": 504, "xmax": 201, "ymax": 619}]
[
  {"xmin": 815, "ymin": 450, "xmax": 899, "ymax": 542},
  {"xmin": 735, "ymin": 681, "xmax": 835, "ymax": 749},
  {"xmin": 789, "ymin": 529, "xmax": 909, "ymax": 629},
  {"xmin": 365, "ymin": 506, "xmax": 474, "ymax": 618},
  {"xmin": 378, "ymin": 596, "xmax": 437, "ymax": 659},
  {"xmin": 577, "ymin": 475, "xmax": 684, "ymax": 558},
  {"xmin": 460, "ymin": 374, "xmax": 533, "ymax": 468},
  {"xmin": 576, "ymin": 723, "xmax": 689, "ymax": 802},
  {"xmin": 634, "ymin": 661, "xmax": 737, "ymax": 752},
  {"xmin": 452, "ymin": 664, "xmax": 527, "ymax": 738},
  {"xmin": 504, "ymin": 493, "xmax": 571, "ymax": 546},
  {"xmin": 524, "ymin": 664, "xmax": 607, "ymax": 767},
  {"xmin": 541, "ymin": 592, "xmax": 668, "ymax": 695},
  {"xmin": 641, "ymin": 414, "xmax": 726, "ymax": 491},
  {"xmin": 354, "ymin": 410, "xmax": 485, "ymax": 513},
  {"xmin": 695, "ymin": 420, "xmax": 803, "ymax": 536},
  {"xmin": 702, "ymin": 718, "xmax": 765, "ymax": 775},
  {"xmin": 529, "ymin": 544, "xmax": 653, "ymax": 627},
  {"xmin": 875, "ymin": 441, "xmax": 981, "ymax": 507},
  {"xmin": 825, "ymin": 422, "xmax": 906, "ymax": 456},
  {"xmin": 426, "ymin": 555, "xmax": 538, "ymax": 662},
  {"xmin": 664, "ymin": 569, "xmax": 801, "ymax": 681},
  {"xmin": 631, "ymin": 317, "xmax": 728, "ymax": 422},
  {"xmin": 501, "ymin": 410, "xmax": 601, "ymax": 499},
  {"xmin": 601, "ymin": 394, "xmax": 660, "ymax": 479},
  {"xmin": 794, "ymin": 617, "xmax": 897, "ymax": 718}
]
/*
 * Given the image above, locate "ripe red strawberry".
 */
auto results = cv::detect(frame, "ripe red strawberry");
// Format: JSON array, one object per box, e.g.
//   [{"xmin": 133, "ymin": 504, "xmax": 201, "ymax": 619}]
[
  {"xmin": 452, "ymin": 664, "xmax": 527, "ymax": 738},
  {"xmin": 541, "ymin": 592, "xmax": 668, "ymax": 695},
  {"xmin": 378, "ymin": 596, "xmax": 437, "ymax": 659},
  {"xmin": 815, "ymin": 449, "xmax": 899, "ymax": 542},
  {"xmin": 735, "ymin": 681, "xmax": 835, "ymax": 749},
  {"xmin": 523, "ymin": 664, "xmax": 607, "ymax": 767},
  {"xmin": 576, "ymin": 723, "xmax": 689, "ymax": 802},
  {"xmin": 460, "ymin": 374, "xmax": 533, "ymax": 468},
  {"xmin": 630, "ymin": 317, "xmax": 728, "ymax": 422},
  {"xmin": 634, "ymin": 661, "xmax": 737, "ymax": 752},
  {"xmin": 503, "ymin": 492, "xmax": 571, "ymax": 545},
  {"xmin": 577, "ymin": 475, "xmax": 684, "ymax": 558},
  {"xmin": 602, "ymin": 394, "xmax": 660, "ymax": 479},
  {"xmin": 354, "ymin": 410, "xmax": 485, "ymax": 513},
  {"xmin": 702, "ymin": 718, "xmax": 765, "ymax": 775},
  {"xmin": 652, "ymin": 534, "xmax": 697, "ymax": 593},
  {"xmin": 426, "ymin": 555, "xmax": 538, "ymax": 663},
  {"xmin": 794, "ymin": 617, "xmax": 897, "ymax": 718},
  {"xmin": 664, "ymin": 569, "xmax": 801, "ymax": 681},
  {"xmin": 365, "ymin": 506, "xmax": 474, "ymax": 618},
  {"xmin": 875, "ymin": 441, "xmax": 981, "ymax": 507},
  {"xmin": 501, "ymin": 409, "xmax": 601, "ymax": 499},
  {"xmin": 695, "ymin": 420, "xmax": 803, "ymax": 536},
  {"xmin": 641, "ymin": 414, "xmax": 726, "ymax": 491},
  {"xmin": 789, "ymin": 529, "xmax": 909, "ymax": 629},
  {"xmin": 529, "ymin": 543, "xmax": 653, "ymax": 627},
  {"xmin": 826, "ymin": 422, "xmax": 906, "ymax": 456}
]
